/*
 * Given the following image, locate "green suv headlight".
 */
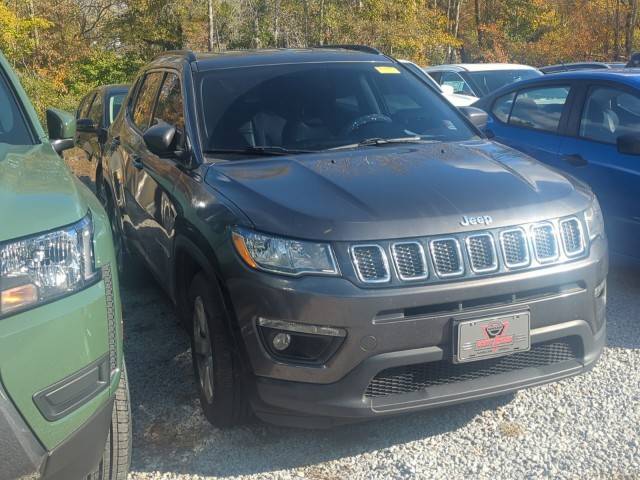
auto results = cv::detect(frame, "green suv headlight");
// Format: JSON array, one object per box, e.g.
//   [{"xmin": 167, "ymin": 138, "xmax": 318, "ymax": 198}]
[
  {"xmin": 585, "ymin": 197, "xmax": 605, "ymax": 241},
  {"xmin": 0, "ymin": 214, "xmax": 98, "ymax": 316},
  {"xmin": 232, "ymin": 227, "xmax": 339, "ymax": 276}
]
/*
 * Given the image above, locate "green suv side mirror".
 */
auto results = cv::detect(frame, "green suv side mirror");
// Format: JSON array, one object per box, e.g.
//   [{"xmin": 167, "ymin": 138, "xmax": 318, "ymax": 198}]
[{"xmin": 46, "ymin": 108, "xmax": 76, "ymax": 154}]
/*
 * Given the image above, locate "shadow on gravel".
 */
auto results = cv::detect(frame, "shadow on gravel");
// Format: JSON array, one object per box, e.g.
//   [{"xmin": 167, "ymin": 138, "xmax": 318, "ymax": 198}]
[{"xmin": 122, "ymin": 264, "xmax": 516, "ymax": 478}]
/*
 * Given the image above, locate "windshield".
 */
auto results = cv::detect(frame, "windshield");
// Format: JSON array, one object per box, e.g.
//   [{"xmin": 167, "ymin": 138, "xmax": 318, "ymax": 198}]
[
  {"xmin": 0, "ymin": 71, "xmax": 33, "ymax": 146},
  {"xmin": 468, "ymin": 69, "xmax": 541, "ymax": 96},
  {"xmin": 197, "ymin": 62, "xmax": 477, "ymax": 155}
]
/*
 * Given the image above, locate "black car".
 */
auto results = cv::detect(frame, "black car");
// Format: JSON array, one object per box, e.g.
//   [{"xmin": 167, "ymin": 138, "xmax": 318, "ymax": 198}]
[
  {"xmin": 75, "ymin": 84, "xmax": 128, "ymax": 200},
  {"xmin": 102, "ymin": 48, "xmax": 607, "ymax": 428}
]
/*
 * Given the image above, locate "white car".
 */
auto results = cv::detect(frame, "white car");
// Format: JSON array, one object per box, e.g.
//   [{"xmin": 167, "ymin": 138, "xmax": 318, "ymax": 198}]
[
  {"xmin": 424, "ymin": 63, "xmax": 542, "ymax": 101},
  {"xmin": 398, "ymin": 60, "xmax": 477, "ymax": 107}
]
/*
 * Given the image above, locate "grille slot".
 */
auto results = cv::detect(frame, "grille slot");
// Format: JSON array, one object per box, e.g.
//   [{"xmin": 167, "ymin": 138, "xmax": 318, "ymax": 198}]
[
  {"xmin": 391, "ymin": 242, "xmax": 428, "ymax": 281},
  {"xmin": 532, "ymin": 223, "xmax": 559, "ymax": 262},
  {"xmin": 350, "ymin": 245, "xmax": 390, "ymax": 283},
  {"xmin": 500, "ymin": 228, "xmax": 530, "ymax": 268},
  {"xmin": 466, "ymin": 233, "xmax": 497, "ymax": 273},
  {"xmin": 365, "ymin": 340, "xmax": 579, "ymax": 398},
  {"xmin": 560, "ymin": 218, "xmax": 585, "ymax": 257},
  {"xmin": 430, "ymin": 238, "xmax": 464, "ymax": 277}
]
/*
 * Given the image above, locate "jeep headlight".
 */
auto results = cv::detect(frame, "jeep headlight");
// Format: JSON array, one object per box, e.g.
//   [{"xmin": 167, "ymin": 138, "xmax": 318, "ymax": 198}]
[
  {"xmin": 585, "ymin": 197, "xmax": 605, "ymax": 241},
  {"xmin": 0, "ymin": 214, "xmax": 98, "ymax": 316},
  {"xmin": 231, "ymin": 227, "xmax": 339, "ymax": 276}
]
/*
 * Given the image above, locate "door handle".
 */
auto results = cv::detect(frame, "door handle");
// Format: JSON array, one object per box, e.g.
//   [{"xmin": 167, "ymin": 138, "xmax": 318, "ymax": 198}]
[
  {"xmin": 132, "ymin": 154, "xmax": 144, "ymax": 170},
  {"xmin": 563, "ymin": 154, "xmax": 588, "ymax": 167}
]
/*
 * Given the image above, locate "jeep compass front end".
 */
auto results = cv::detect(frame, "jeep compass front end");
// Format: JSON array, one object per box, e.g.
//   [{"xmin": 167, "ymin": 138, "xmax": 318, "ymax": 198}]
[{"xmin": 104, "ymin": 48, "xmax": 606, "ymax": 428}]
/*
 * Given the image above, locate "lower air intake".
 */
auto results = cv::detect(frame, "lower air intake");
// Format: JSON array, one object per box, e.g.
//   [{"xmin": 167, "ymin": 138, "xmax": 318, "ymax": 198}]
[{"xmin": 364, "ymin": 339, "xmax": 579, "ymax": 398}]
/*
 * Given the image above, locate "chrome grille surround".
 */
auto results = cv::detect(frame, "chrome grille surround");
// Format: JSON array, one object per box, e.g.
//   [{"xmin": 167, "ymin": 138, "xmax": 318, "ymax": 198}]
[
  {"xmin": 559, "ymin": 217, "xmax": 585, "ymax": 257},
  {"xmin": 350, "ymin": 244, "xmax": 390, "ymax": 283},
  {"xmin": 429, "ymin": 238, "xmax": 464, "ymax": 278},
  {"xmin": 391, "ymin": 242, "xmax": 428, "ymax": 281},
  {"xmin": 499, "ymin": 227, "xmax": 530, "ymax": 269},
  {"xmin": 347, "ymin": 214, "xmax": 589, "ymax": 286},
  {"xmin": 531, "ymin": 222, "xmax": 559, "ymax": 263},
  {"xmin": 465, "ymin": 233, "xmax": 498, "ymax": 273}
]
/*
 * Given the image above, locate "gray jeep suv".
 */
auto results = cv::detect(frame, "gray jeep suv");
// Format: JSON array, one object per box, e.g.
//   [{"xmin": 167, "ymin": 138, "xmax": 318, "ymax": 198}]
[{"xmin": 103, "ymin": 47, "xmax": 607, "ymax": 427}]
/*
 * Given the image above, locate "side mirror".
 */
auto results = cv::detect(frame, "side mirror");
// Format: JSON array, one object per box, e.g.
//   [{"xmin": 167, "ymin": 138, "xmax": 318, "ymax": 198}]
[
  {"xmin": 46, "ymin": 108, "xmax": 76, "ymax": 154},
  {"xmin": 440, "ymin": 84, "xmax": 455, "ymax": 96},
  {"xmin": 143, "ymin": 121, "xmax": 176, "ymax": 156},
  {"xmin": 77, "ymin": 118, "xmax": 98, "ymax": 133},
  {"xmin": 459, "ymin": 106, "xmax": 489, "ymax": 131},
  {"xmin": 617, "ymin": 134, "xmax": 640, "ymax": 155}
]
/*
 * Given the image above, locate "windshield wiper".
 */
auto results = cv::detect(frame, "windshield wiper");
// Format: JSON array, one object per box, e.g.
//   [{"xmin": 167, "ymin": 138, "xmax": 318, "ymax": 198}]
[
  {"xmin": 328, "ymin": 136, "xmax": 424, "ymax": 151},
  {"xmin": 204, "ymin": 146, "xmax": 315, "ymax": 156}
]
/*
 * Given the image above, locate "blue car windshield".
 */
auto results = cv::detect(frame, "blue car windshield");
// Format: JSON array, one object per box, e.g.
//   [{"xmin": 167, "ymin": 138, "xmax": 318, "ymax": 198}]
[
  {"xmin": 198, "ymin": 62, "xmax": 478, "ymax": 153},
  {"xmin": 468, "ymin": 69, "xmax": 542, "ymax": 96},
  {"xmin": 0, "ymin": 71, "xmax": 33, "ymax": 146}
]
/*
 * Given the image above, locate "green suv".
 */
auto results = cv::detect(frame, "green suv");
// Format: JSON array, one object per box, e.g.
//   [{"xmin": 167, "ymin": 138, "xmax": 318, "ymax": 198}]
[{"xmin": 0, "ymin": 52, "xmax": 130, "ymax": 479}]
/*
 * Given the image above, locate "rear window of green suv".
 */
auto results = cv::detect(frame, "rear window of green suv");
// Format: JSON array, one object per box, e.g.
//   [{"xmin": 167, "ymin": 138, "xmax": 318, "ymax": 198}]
[{"xmin": 0, "ymin": 71, "xmax": 34, "ymax": 146}]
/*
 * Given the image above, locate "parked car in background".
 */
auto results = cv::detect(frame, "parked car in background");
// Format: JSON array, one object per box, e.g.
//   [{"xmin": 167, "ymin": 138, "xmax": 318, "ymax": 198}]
[
  {"xmin": 474, "ymin": 69, "xmax": 640, "ymax": 261},
  {"xmin": 102, "ymin": 47, "xmax": 606, "ymax": 428},
  {"xmin": 425, "ymin": 63, "xmax": 542, "ymax": 101},
  {"xmin": 0, "ymin": 50, "xmax": 130, "ymax": 479},
  {"xmin": 541, "ymin": 62, "xmax": 626, "ymax": 74},
  {"xmin": 398, "ymin": 59, "xmax": 476, "ymax": 107},
  {"xmin": 75, "ymin": 84, "xmax": 129, "ymax": 202}
]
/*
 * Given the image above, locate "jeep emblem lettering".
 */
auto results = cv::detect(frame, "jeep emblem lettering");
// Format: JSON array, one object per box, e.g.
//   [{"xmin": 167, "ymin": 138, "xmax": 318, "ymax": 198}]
[{"xmin": 460, "ymin": 215, "xmax": 493, "ymax": 227}]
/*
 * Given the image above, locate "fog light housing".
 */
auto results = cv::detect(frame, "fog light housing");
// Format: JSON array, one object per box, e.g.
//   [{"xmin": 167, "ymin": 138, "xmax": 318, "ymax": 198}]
[{"xmin": 257, "ymin": 318, "xmax": 346, "ymax": 365}]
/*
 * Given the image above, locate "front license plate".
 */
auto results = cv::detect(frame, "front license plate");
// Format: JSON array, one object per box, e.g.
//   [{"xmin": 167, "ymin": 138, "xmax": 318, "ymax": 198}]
[{"xmin": 456, "ymin": 312, "xmax": 530, "ymax": 363}]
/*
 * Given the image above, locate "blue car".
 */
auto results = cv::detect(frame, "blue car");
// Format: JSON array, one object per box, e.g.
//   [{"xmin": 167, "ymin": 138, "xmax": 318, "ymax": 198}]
[{"xmin": 475, "ymin": 70, "xmax": 640, "ymax": 261}]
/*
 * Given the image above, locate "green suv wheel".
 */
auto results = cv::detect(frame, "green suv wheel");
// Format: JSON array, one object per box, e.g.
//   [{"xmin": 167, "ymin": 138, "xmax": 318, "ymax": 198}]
[
  {"xmin": 189, "ymin": 273, "xmax": 251, "ymax": 427},
  {"xmin": 88, "ymin": 364, "xmax": 132, "ymax": 480}
]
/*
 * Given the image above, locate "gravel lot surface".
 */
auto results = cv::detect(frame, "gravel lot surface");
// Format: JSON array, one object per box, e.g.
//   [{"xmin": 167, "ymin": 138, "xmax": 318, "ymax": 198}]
[{"xmin": 122, "ymin": 261, "xmax": 640, "ymax": 480}]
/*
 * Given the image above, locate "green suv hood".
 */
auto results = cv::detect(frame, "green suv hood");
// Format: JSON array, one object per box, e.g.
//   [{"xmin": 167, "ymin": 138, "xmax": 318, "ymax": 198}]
[{"xmin": 0, "ymin": 143, "xmax": 88, "ymax": 242}]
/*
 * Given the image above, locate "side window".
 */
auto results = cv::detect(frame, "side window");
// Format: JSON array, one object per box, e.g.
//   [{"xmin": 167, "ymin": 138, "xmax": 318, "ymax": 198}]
[
  {"xmin": 77, "ymin": 93, "xmax": 95, "ymax": 119},
  {"xmin": 153, "ymin": 73, "xmax": 185, "ymax": 135},
  {"xmin": 580, "ymin": 86, "xmax": 640, "ymax": 144},
  {"xmin": 492, "ymin": 92, "xmax": 516, "ymax": 123},
  {"xmin": 509, "ymin": 86, "xmax": 570, "ymax": 132},
  {"xmin": 131, "ymin": 72, "xmax": 163, "ymax": 132},
  {"xmin": 428, "ymin": 71, "xmax": 442, "ymax": 83},
  {"xmin": 87, "ymin": 93, "xmax": 102, "ymax": 125},
  {"xmin": 440, "ymin": 72, "xmax": 474, "ymax": 95},
  {"xmin": 108, "ymin": 93, "xmax": 126, "ymax": 125}
]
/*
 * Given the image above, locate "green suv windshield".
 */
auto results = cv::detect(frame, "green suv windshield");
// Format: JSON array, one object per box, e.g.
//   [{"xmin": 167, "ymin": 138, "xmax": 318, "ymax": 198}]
[
  {"xmin": 0, "ymin": 71, "xmax": 33, "ymax": 146},
  {"xmin": 198, "ymin": 62, "xmax": 478, "ymax": 154}
]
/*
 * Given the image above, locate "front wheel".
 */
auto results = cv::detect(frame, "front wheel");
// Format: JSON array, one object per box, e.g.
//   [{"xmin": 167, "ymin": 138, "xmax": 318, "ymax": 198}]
[
  {"xmin": 189, "ymin": 273, "xmax": 251, "ymax": 427},
  {"xmin": 88, "ymin": 363, "xmax": 132, "ymax": 480}
]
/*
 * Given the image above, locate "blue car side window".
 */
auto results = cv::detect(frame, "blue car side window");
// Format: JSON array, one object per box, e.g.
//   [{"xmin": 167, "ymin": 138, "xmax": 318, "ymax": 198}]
[
  {"xmin": 492, "ymin": 92, "xmax": 516, "ymax": 123},
  {"xmin": 580, "ymin": 87, "xmax": 640, "ymax": 145}
]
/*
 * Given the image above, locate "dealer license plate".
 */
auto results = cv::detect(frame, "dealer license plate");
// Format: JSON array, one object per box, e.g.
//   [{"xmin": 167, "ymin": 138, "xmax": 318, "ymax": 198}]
[{"xmin": 456, "ymin": 311, "xmax": 530, "ymax": 363}]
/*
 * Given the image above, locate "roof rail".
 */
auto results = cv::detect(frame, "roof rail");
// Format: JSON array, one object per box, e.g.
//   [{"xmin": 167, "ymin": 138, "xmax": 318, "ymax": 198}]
[
  {"xmin": 154, "ymin": 50, "xmax": 197, "ymax": 62},
  {"xmin": 316, "ymin": 44, "xmax": 382, "ymax": 55}
]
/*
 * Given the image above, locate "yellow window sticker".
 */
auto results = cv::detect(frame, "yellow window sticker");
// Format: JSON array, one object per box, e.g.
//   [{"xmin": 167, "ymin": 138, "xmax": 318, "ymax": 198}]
[{"xmin": 375, "ymin": 66, "xmax": 401, "ymax": 74}]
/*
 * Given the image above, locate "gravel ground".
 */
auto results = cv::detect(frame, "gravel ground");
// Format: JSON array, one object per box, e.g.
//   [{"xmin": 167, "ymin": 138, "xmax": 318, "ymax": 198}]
[{"xmin": 122, "ymin": 262, "xmax": 640, "ymax": 480}]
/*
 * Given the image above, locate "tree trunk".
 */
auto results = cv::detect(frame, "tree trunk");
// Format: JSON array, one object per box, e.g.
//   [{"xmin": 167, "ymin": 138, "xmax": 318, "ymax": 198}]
[
  {"xmin": 614, "ymin": 0, "xmax": 621, "ymax": 59},
  {"xmin": 626, "ymin": 0, "xmax": 639, "ymax": 57},
  {"xmin": 208, "ymin": 0, "xmax": 214, "ymax": 52},
  {"xmin": 474, "ymin": 0, "xmax": 483, "ymax": 49},
  {"xmin": 273, "ymin": 0, "xmax": 280, "ymax": 47},
  {"xmin": 27, "ymin": 0, "xmax": 39, "ymax": 48}
]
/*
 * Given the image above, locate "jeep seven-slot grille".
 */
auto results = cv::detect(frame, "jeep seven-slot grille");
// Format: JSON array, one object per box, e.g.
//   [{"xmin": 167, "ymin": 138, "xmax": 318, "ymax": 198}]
[
  {"xmin": 364, "ymin": 340, "xmax": 579, "ymax": 398},
  {"xmin": 430, "ymin": 239, "xmax": 463, "ymax": 277},
  {"xmin": 466, "ymin": 234, "xmax": 497, "ymax": 273},
  {"xmin": 351, "ymin": 245, "xmax": 389, "ymax": 282},
  {"xmin": 392, "ymin": 242, "xmax": 427, "ymax": 280},
  {"xmin": 560, "ymin": 218, "xmax": 584, "ymax": 256},
  {"xmin": 348, "ymin": 216, "xmax": 588, "ymax": 284}
]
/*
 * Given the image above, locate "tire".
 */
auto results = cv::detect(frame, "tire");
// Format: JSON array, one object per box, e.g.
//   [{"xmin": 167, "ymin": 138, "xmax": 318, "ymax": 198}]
[
  {"xmin": 189, "ymin": 272, "xmax": 251, "ymax": 427},
  {"xmin": 88, "ymin": 363, "xmax": 132, "ymax": 480}
]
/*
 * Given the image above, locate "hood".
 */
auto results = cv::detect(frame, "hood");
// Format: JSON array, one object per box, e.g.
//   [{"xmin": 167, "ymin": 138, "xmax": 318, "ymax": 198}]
[
  {"xmin": 0, "ymin": 144, "xmax": 88, "ymax": 242},
  {"xmin": 204, "ymin": 140, "xmax": 591, "ymax": 242}
]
